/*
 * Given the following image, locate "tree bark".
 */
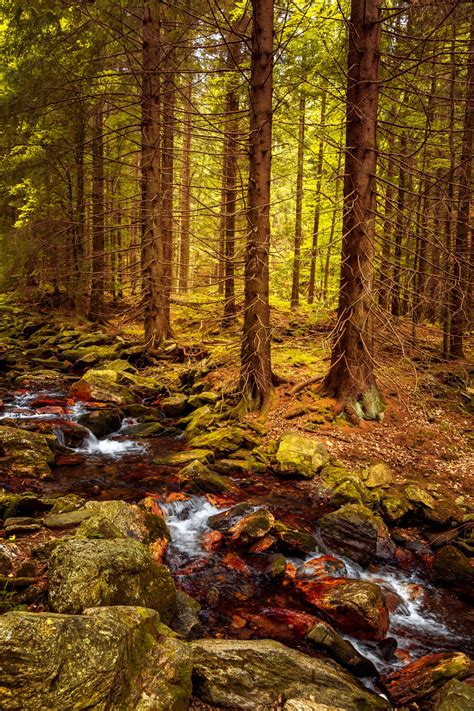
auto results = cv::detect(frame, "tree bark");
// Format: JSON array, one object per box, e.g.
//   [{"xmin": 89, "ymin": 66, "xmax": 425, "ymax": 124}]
[
  {"xmin": 308, "ymin": 93, "xmax": 326, "ymax": 305},
  {"xmin": 179, "ymin": 79, "xmax": 192, "ymax": 294},
  {"xmin": 240, "ymin": 0, "xmax": 273, "ymax": 410},
  {"xmin": 449, "ymin": 10, "xmax": 473, "ymax": 358},
  {"xmin": 88, "ymin": 100, "xmax": 105, "ymax": 322},
  {"xmin": 141, "ymin": 1, "xmax": 169, "ymax": 347},
  {"xmin": 322, "ymin": 0, "xmax": 384, "ymax": 422},
  {"xmin": 290, "ymin": 94, "xmax": 306, "ymax": 309}
]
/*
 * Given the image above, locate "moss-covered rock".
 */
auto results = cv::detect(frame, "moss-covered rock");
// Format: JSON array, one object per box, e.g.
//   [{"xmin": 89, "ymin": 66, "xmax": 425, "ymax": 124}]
[
  {"xmin": 0, "ymin": 606, "xmax": 192, "ymax": 710},
  {"xmin": 433, "ymin": 545, "xmax": 474, "ymax": 585},
  {"xmin": 120, "ymin": 421, "xmax": 165, "ymax": 437},
  {"xmin": 153, "ymin": 448, "xmax": 212, "ymax": 467},
  {"xmin": 227, "ymin": 508, "xmax": 275, "ymax": 545},
  {"xmin": 178, "ymin": 460, "xmax": 234, "ymax": 494},
  {"xmin": 404, "ymin": 484, "xmax": 436, "ymax": 509},
  {"xmin": 191, "ymin": 638, "xmax": 389, "ymax": 710},
  {"xmin": 329, "ymin": 479, "xmax": 370, "ymax": 507},
  {"xmin": 70, "ymin": 369, "xmax": 138, "ymax": 405},
  {"xmin": 77, "ymin": 408, "xmax": 123, "ymax": 437},
  {"xmin": 82, "ymin": 499, "xmax": 170, "ymax": 545},
  {"xmin": 161, "ymin": 394, "xmax": 189, "ymax": 418},
  {"xmin": 381, "ymin": 494, "xmax": 413, "ymax": 524},
  {"xmin": 76, "ymin": 515, "xmax": 126, "ymax": 540},
  {"xmin": 188, "ymin": 426, "xmax": 247, "ymax": 455},
  {"xmin": 170, "ymin": 589, "xmax": 203, "ymax": 640},
  {"xmin": 48, "ymin": 538, "xmax": 176, "ymax": 621},
  {"xmin": 44, "ymin": 509, "xmax": 93, "ymax": 529},
  {"xmin": 380, "ymin": 652, "xmax": 472, "ymax": 706},
  {"xmin": 208, "ymin": 503, "xmax": 255, "ymax": 532},
  {"xmin": 272, "ymin": 521, "xmax": 317, "ymax": 555},
  {"xmin": 319, "ymin": 504, "xmax": 395, "ymax": 567},
  {"xmin": 434, "ymin": 679, "xmax": 474, "ymax": 710},
  {"xmin": 360, "ymin": 463, "xmax": 394, "ymax": 489},
  {"xmin": 306, "ymin": 621, "xmax": 376, "ymax": 676},
  {"xmin": 0, "ymin": 426, "xmax": 54, "ymax": 479},
  {"xmin": 275, "ymin": 432, "xmax": 330, "ymax": 479},
  {"xmin": 188, "ymin": 391, "xmax": 219, "ymax": 409},
  {"xmin": 180, "ymin": 405, "xmax": 215, "ymax": 438}
]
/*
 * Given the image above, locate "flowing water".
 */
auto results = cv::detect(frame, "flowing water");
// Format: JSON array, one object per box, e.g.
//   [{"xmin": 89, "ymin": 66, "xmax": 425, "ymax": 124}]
[{"xmin": 1, "ymin": 386, "xmax": 473, "ymax": 678}]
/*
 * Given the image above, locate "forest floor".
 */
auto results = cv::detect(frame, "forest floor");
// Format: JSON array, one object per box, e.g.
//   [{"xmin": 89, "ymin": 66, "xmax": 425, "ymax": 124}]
[{"xmin": 103, "ymin": 294, "xmax": 474, "ymax": 506}]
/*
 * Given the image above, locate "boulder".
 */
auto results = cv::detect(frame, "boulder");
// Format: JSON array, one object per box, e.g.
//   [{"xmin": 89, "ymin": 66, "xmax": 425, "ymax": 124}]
[
  {"xmin": 272, "ymin": 520, "xmax": 318, "ymax": 554},
  {"xmin": 306, "ymin": 621, "xmax": 377, "ymax": 676},
  {"xmin": 161, "ymin": 394, "xmax": 189, "ymax": 418},
  {"xmin": 380, "ymin": 652, "xmax": 472, "ymax": 705},
  {"xmin": 188, "ymin": 391, "xmax": 218, "ymax": 409},
  {"xmin": 319, "ymin": 504, "xmax": 395, "ymax": 567},
  {"xmin": 284, "ymin": 702, "xmax": 346, "ymax": 711},
  {"xmin": 208, "ymin": 503, "xmax": 255, "ymax": 532},
  {"xmin": 381, "ymin": 494, "xmax": 413, "ymax": 524},
  {"xmin": 70, "ymin": 369, "xmax": 138, "ymax": 405},
  {"xmin": 434, "ymin": 679, "xmax": 474, "ymax": 710},
  {"xmin": 48, "ymin": 538, "xmax": 176, "ymax": 622},
  {"xmin": 404, "ymin": 484, "xmax": 436, "ymax": 510},
  {"xmin": 360, "ymin": 463, "xmax": 394, "ymax": 488},
  {"xmin": 178, "ymin": 460, "xmax": 234, "ymax": 494},
  {"xmin": 120, "ymin": 421, "xmax": 165, "ymax": 437},
  {"xmin": 227, "ymin": 508, "xmax": 275, "ymax": 546},
  {"xmin": 297, "ymin": 555, "xmax": 348, "ymax": 580},
  {"xmin": 329, "ymin": 479, "xmax": 372, "ymax": 508},
  {"xmin": 188, "ymin": 426, "xmax": 247, "ymax": 455},
  {"xmin": 0, "ymin": 426, "xmax": 54, "ymax": 479},
  {"xmin": 77, "ymin": 408, "xmax": 123, "ymax": 437},
  {"xmin": 153, "ymin": 449, "xmax": 212, "ymax": 467},
  {"xmin": 44, "ymin": 509, "xmax": 93, "ymax": 529},
  {"xmin": 0, "ymin": 606, "xmax": 192, "ymax": 710},
  {"xmin": 181, "ymin": 405, "xmax": 215, "ymax": 438},
  {"xmin": 191, "ymin": 638, "xmax": 389, "ymax": 710},
  {"xmin": 275, "ymin": 432, "xmax": 329, "ymax": 479},
  {"xmin": 82, "ymin": 499, "xmax": 170, "ymax": 546},
  {"xmin": 294, "ymin": 578, "xmax": 389, "ymax": 641},
  {"xmin": 433, "ymin": 545, "xmax": 474, "ymax": 590},
  {"xmin": 170, "ymin": 589, "xmax": 203, "ymax": 639}
]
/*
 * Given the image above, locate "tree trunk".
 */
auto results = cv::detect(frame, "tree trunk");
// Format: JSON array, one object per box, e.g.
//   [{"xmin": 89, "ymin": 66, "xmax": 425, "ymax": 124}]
[
  {"xmin": 391, "ymin": 133, "xmax": 407, "ymax": 318},
  {"xmin": 449, "ymin": 10, "xmax": 473, "ymax": 358},
  {"xmin": 240, "ymin": 0, "xmax": 273, "ymax": 410},
  {"xmin": 378, "ymin": 155, "xmax": 395, "ymax": 310},
  {"xmin": 290, "ymin": 95, "xmax": 306, "ymax": 309},
  {"xmin": 308, "ymin": 93, "xmax": 326, "ymax": 305},
  {"xmin": 88, "ymin": 100, "xmax": 105, "ymax": 322},
  {"xmin": 322, "ymin": 0, "xmax": 384, "ymax": 422},
  {"xmin": 179, "ymin": 79, "xmax": 192, "ymax": 294},
  {"xmin": 141, "ymin": 2, "xmax": 169, "ymax": 347}
]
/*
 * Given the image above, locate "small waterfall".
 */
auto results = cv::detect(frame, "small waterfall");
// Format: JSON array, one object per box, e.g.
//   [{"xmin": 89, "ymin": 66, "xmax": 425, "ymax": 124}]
[
  {"xmin": 76, "ymin": 430, "xmax": 145, "ymax": 457},
  {"xmin": 161, "ymin": 496, "xmax": 224, "ymax": 562}
]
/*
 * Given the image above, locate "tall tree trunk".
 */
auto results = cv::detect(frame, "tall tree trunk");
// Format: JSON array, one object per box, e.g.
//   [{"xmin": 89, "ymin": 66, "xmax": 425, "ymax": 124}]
[
  {"xmin": 160, "ymin": 27, "xmax": 176, "ymax": 330},
  {"xmin": 88, "ymin": 100, "xmax": 105, "ymax": 322},
  {"xmin": 141, "ymin": 2, "xmax": 168, "ymax": 347},
  {"xmin": 179, "ymin": 79, "xmax": 192, "ymax": 294},
  {"xmin": 222, "ymin": 27, "xmax": 243, "ymax": 324},
  {"xmin": 240, "ymin": 0, "xmax": 273, "ymax": 410},
  {"xmin": 73, "ymin": 106, "xmax": 86, "ymax": 311},
  {"xmin": 308, "ymin": 93, "xmax": 326, "ymax": 305},
  {"xmin": 290, "ymin": 95, "xmax": 306, "ymax": 308},
  {"xmin": 449, "ymin": 10, "xmax": 473, "ymax": 358},
  {"xmin": 378, "ymin": 155, "xmax": 395, "ymax": 310},
  {"xmin": 391, "ymin": 133, "xmax": 407, "ymax": 318},
  {"xmin": 322, "ymin": 0, "xmax": 384, "ymax": 422}
]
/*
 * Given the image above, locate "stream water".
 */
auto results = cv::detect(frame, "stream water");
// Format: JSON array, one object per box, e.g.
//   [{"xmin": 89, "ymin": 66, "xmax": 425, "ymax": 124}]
[{"xmin": 1, "ymin": 386, "xmax": 473, "ymax": 679}]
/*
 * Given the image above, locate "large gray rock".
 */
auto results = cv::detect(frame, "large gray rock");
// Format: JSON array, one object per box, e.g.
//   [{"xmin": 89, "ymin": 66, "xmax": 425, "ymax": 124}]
[
  {"xmin": 275, "ymin": 432, "xmax": 329, "ymax": 479},
  {"xmin": 48, "ymin": 538, "xmax": 176, "ymax": 622},
  {"xmin": 191, "ymin": 638, "xmax": 389, "ymax": 710},
  {"xmin": 0, "ymin": 606, "xmax": 192, "ymax": 710}
]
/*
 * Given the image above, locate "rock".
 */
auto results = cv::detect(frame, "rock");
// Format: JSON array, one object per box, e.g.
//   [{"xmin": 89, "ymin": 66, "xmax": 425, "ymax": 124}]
[
  {"xmin": 297, "ymin": 555, "xmax": 347, "ymax": 579},
  {"xmin": 275, "ymin": 432, "xmax": 330, "ymax": 478},
  {"xmin": 0, "ymin": 542, "xmax": 20, "ymax": 574},
  {"xmin": 48, "ymin": 538, "xmax": 176, "ymax": 621},
  {"xmin": 294, "ymin": 578, "xmax": 389, "ymax": 640},
  {"xmin": 208, "ymin": 503, "xmax": 255, "ymax": 532},
  {"xmin": 272, "ymin": 521, "xmax": 318, "ymax": 554},
  {"xmin": 181, "ymin": 405, "xmax": 215, "ymax": 438},
  {"xmin": 178, "ymin": 460, "xmax": 234, "ymax": 494},
  {"xmin": 319, "ymin": 504, "xmax": 395, "ymax": 567},
  {"xmin": 188, "ymin": 426, "xmax": 247, "ymax": 455},
  {"xmin": 434, "ymin": 679, "xmax": 474, "ymax": 710},
  {"xmin": 380, "ymin": 651, "xmax": 472, "ymax": 705},
  {"xmin": 191, "ymin": 638, "xmax": 389, "ymax": 710},
  {"xmin": 404, "ymin": 484, "xmax": 436, "ymax": 509},
  {"xmin": 329, "ymin": 479, "xmax": 372, "ymax": 508},
  {"xmin": 43, "ymin": 493, "xmax": 86, "ymax": 514},
  {"xmin": 284, "ymin": 702, "xmax": 346, "ymax": 711},
  {"xmin": 227, "ymin": 508, "xmax": 275, "ymax": 545},
  {"xmin": 161, "ymin": 394, "xmax": 189, "ymax": 418},
  {"xmin": 83, "ymin": 499, "xmax": 170, "ymax": 545},
  {"xmin": 0, "ymin": 491, "xmax": 48, "ymax": 519},
  {"xmin": 4, "ymin": 516, "xmax": 42, "ymax": 535},
  {"xmin": 0, "ymin": 606, "xmax": 192, "ymax": 710},
  {"xmin": 70, "ymin": 369, "xmax": 138, "ymax": 405},
  {"xmin": 76, "ymin": 516, "xmax": 126, "ymax": 540},
  {"xmin": 77, "ymin": 408, "xmax": 123, "ymax": 437},
  {"xmin": 120, "ymin": 421, "xmax": 165, "ymax": 437},
  {"xmin": 213, "ymin": 456, "xmax": 267, "ymax": 475},
  {"xmin": 361, "ymin": 463, "xmax": 394, "ymax": 488},
  {"xmin": 433, "ymin": 545, "xmax": 474, "ymax": 585},
  {"xmin": 381, "ymin": 494, "xmax": 413, "ymax": 524},
  {"xmin": 188, "ymin": 391, "xmax": 219, "ymax": 408},
  {"xmin": 306, "ymin": 621, "xmax": 377, "ymax": 676},
  {"xmin": 153, "ymin": 448, "xmax": 212, "ymax": 467},
  {"xmin": 43, "ymin": 509, "xmax": 93, "ymax": 529},
  {"xmin": 0, "ymin": 425, "xmax": 53, "ymax": 478},
  {"xmin": 170, "ymin": 589, "xmax": 203, "ymax": 639}
]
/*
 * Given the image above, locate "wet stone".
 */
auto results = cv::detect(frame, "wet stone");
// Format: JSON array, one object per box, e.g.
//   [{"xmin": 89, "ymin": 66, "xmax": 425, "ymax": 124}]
[{"xmin": 43, "ymin": 509, "xmax": 93, "ymax": 529}]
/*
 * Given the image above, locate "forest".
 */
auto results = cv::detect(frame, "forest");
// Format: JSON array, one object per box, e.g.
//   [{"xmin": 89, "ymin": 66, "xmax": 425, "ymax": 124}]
[{"xmin": 0, "ymin": 0, "xmax": 472, "ymax": 709}]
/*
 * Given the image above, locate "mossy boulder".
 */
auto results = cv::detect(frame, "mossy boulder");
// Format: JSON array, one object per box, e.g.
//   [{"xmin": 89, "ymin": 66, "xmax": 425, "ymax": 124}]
[
  {"xmin": 77, "ymin": 408, "xmax": 123, "ymax": 437},
  {"xmin": 188, "ymin": 391, "xmax": 219, "ymax": 409},
  {"xmin": 0, "ymin": 426, "xmax": 54, "ymax": 479},
  {"xmin": 120, "ymin": 421, "xmax": 165, "ymax": 437},
  {"xmin": 404, "ymin": 484, "xmax": 436, "ymax": 509},
  {"xmin": 153, "ymin": 448, "xmax": 212, "ymax": 467},
  {"xmin": 433, "ymin": 545, "xmax": 474, "ymax": 585},
  {"xmin": 227, "ymin": 508, "xmax": 275, "ymax": 546},
  {"xmin": 170, "ymin": 589, "xmax": 203, "ymax": 640},
  {"xmin": 82, "ymin": 499, "xmax": 170, "ymax": 546},
  {"xmin": 161, "ymin": 394, "xmax": 189, "ymax": 418},
  {"xmin": 306, "ymin": 620, "xmax": 376, "ymax": 676},
  {"xmin": 178, "ymin": 460, "xmax": 234, "ymax": 494},
  {"xmin": 191, "ymin": 638, "xmax": 389, "ymax": 710},
  {"xmin": 44, "ymin": 509, "xmax": 93, "ymax": 529},
  {"xmin": 380, "ymin": 652, "xmax": 472, "ymax": 706},
  {"xmin": 275, "ymin": 432, "xmax": 330, "ymax": 479},
  {"xmin": 208, "ymin": 503, "xmax": 255, "ymax": 533},
  {"xmin": 434, "ymin": 679, "xmax": 474, "ymax": 710},
  {"xmin": 329, "ymin": 479, "xmax": 371, "ymax": 507},
  {"xmin": 381, "ymin": 494, "xmax": 413, "ymax": 524},
  {"xmin": 272, "ymin": 521, "xmax": 318, "ymax": 555},
  {"xmin": 319, "ymin": 504, "xmax": 395, "ymax": 567},
  {"xmin": 48, "ymin": 538, "xmax": 176, "ymax": 622},
  {"xmin": 0, "ymin": 606, "xmax": 192, "ymax": 710},
  {"xmin": 70, "ymin": 369, "xmax": 138, "ymax": 405},
  {"xmin": 360, "ymin": 463, "xmax": 394, "ymax": 488},
  {"xmin": 181, "ymin": 405, "xmax": 215, "ymax": 438},
  {"xmin": 188, "ymin": 426, "xmax": 247, "ymax": 455}
]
